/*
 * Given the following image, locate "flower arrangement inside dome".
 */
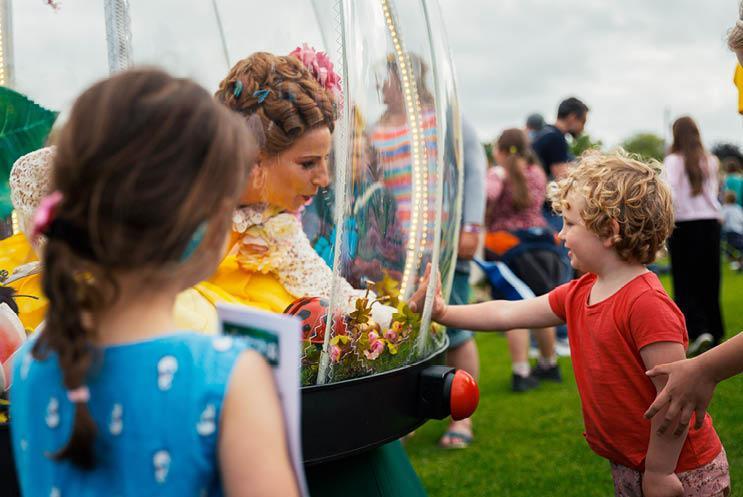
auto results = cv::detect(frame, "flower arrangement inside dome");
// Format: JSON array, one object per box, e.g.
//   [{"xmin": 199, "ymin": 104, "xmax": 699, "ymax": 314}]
[{"xmin": 287, "ymin": 271, "xmax": 443, "ymax": 386}]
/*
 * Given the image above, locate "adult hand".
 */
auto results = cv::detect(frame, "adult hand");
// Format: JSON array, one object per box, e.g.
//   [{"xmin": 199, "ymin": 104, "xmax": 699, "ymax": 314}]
[
  {"xmin": 644, "ymin": 357, "xmax": 715, "ymax": 434},
  {"xmin": 408, "ymin": 263, "xmax": 447, "ymax": 321},
  {"xmin": 642, "ymin": 471, "xmax": 684, "ymax": 497},
  {"xmin": 457, "ymin": 232, "xmax": 480, "ymax": 260}
]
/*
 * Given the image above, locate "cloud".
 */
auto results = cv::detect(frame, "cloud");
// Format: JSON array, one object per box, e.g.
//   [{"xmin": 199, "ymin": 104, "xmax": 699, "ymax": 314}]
[
  {"xmin": 9, "ymin": 0, "xmax": 742, "ymax": 150},
  {"xmin": 441, "ymin": 0, "xmax": 742, "ymax": 148}
]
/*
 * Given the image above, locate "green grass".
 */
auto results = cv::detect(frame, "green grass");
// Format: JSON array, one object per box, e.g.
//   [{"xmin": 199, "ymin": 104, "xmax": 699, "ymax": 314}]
[{"xmin": 406, "ymin": 265, "xmax": 743, "ymax": 497}]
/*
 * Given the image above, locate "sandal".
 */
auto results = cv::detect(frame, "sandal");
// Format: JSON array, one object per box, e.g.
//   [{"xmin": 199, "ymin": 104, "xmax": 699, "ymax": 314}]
[{"xmin": 438, "ymin": 430, "xmax": 473, "ymax": 449}]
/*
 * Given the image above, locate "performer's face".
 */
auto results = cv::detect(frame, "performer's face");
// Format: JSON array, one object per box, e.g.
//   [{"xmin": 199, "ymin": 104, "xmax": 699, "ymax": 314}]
[{"xmin": 249, "ymin": 126, "xmax": 332, "ymax": 212}]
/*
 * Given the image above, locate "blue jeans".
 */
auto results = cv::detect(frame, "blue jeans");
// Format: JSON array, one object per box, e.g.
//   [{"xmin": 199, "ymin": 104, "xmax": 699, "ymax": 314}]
[
  {"xmin": 446, "ymin": 269, "xmax": 475, "ymax": 349},
  {"xmin": 542, "ymin": 207, "xmax": 570, "ymax": 340}
]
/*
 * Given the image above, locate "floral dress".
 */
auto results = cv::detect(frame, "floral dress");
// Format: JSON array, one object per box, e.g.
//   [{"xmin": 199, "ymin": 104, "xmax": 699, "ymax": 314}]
[{"xmin": 10, "ymin": 332, "xmax": 249, "ymax": 497}]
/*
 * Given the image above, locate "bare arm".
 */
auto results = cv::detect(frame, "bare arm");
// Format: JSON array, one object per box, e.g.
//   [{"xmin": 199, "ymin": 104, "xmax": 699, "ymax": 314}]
[
  {"xmin": 219, "ymin": 350, "xmax": 300, "ymax": 497},
  {"xmin": 408, "ymin": 263, "xmax": 563, "ymax": 331},
  {"xmin": 640, "ymin": 342, "xmax": 687, "ymax": 497},
  {"xmin": 644, "ymin": 332, "xmax": 743, "ymax": 432},
  {"xmin": 437, "ymin": 294, "xmax": 563, "ymax": 331}
]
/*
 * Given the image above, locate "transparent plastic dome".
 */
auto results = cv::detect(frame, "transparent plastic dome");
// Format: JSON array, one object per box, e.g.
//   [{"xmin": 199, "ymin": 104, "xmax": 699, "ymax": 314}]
[{"xmin": 7, "ymin": 0, "xmax": 463, "ymax": 386}]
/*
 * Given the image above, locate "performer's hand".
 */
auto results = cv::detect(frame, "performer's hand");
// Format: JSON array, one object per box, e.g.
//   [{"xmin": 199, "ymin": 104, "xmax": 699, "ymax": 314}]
[
  {"xmin": 642, "ymin": 471, "xmax": 683, "ymax": 497},
  {"xmin": 644, "ymin": 357, "xmax": 714, "ymax": 434},
  {"xmin": 408, "ymin": 263, "xmax": 447, "ymax": 321}
]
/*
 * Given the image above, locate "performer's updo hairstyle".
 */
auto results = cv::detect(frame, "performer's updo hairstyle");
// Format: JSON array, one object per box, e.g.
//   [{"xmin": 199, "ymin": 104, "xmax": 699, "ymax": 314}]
[{"xmin": 215, "ymin": 52, "xmax": 337, "ymax": 154}]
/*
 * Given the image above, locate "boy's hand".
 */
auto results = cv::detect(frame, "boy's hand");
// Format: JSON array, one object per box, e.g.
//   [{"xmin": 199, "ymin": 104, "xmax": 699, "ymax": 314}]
[
  {"xmin": 644, "ymin": 357, "xmax": 714, "ymax": 434},
  {"xmin": 408, "ymin": 263, "xmax": 447, "ymax": 321},
  {"xmin": 642, "ymin": 471, "xmax": 683, "ymax": 497}
]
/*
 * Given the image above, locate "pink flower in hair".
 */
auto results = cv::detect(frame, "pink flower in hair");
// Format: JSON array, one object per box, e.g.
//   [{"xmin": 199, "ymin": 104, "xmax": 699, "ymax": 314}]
[
  {"xmin": 289, "ymin": 44, "xmax": 343, "ymax": 108},
  {"xmin": 31, "ymin": 190, "xmax": 63, "ymax": 241}
]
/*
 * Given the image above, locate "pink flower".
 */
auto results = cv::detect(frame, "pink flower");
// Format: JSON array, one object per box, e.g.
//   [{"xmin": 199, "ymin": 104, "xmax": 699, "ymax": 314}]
[
  {"xmin": 330, "ymin": 344, "xmax": 342, "ymax": 363},
  {"xmin": 289, "ymin": 43, "xmax": 343, "ymax": 106},
  {"xmin": 368, "ymin": 331, "xmax": 380, "ymax": 343},
  {"xmin": 384, "ymin": 329, "xmax": 398, "ymax": 343},
  {"xmin": 363, "ymin": 339, "xmax": 385, "ymax": 360},
  {"xmin": 31, "ymin": 191, "xmax": 63, "ymax": 240}
]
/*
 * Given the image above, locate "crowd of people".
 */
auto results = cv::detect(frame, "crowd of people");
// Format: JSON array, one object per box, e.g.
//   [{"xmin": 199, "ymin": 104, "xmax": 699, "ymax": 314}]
[{"xmin": 0, "ymin": 4, "xmax": 742, "ymax": 497}]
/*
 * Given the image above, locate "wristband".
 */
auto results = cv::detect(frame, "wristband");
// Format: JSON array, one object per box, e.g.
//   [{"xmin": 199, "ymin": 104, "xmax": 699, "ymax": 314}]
[{"xmin": 461, "ymin": 223, "xmax": 482, "ymax": 234}]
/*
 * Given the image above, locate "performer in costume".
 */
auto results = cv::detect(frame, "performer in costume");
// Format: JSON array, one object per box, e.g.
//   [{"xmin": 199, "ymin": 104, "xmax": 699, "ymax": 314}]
[
  {"xmin": 209, "ymin": 47, "xmax": 396, "ymax": 324},
  {"xmin": 212, "ymin": 47, "xmax": 427, "ymax": 497}
]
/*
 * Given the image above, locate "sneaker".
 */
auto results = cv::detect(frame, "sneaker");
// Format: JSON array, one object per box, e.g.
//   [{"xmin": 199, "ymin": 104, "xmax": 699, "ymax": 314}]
[
  {"xmin": 512, "ymin": 373, "xmax": 539, "ymax": 392},
  {"xmin": 687, "ymin": 333, "xmax": 714, "ymax": 358},
  {"xmin": 532, "ymin": 363, "xmax": 563, "ymax": 382},
  {"xmin": 555, "ymin": 337, "xmax": 571, "ymax": 357}
]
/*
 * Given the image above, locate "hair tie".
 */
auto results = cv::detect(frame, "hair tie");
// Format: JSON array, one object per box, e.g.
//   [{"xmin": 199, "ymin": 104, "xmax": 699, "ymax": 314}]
[
  {"xmin": 509, "ymin": 146, "xmax": 518, "ymax": 155},
  {"xmin": 180, "ymin": 222, "xmax": 208, "ymax": 262},
  {"xmin": 31, "ymin": 191, "xmax": 63, "ymax": 241},
  {"xmin": 67, "ymin": 386, "xmax": 90, "ymax": 404},
  {"xmin": 252, "ymin": 89, "xmax": 270, "ymax": 104},
  {"xmin": 232, "ymin": 80, "xmax": 244, "ymax": 98}
]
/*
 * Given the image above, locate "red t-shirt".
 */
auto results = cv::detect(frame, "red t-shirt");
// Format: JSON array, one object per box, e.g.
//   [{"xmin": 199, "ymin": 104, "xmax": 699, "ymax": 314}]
[{"xmin": 549, "ymin": 272, "xmax": 722, "ymax": 472}]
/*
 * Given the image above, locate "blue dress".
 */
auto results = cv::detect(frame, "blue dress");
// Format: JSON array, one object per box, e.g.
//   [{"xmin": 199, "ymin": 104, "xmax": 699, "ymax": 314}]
[{"xmin": 10, "ymin": 332, "xmax": 249, "ymax": 497}]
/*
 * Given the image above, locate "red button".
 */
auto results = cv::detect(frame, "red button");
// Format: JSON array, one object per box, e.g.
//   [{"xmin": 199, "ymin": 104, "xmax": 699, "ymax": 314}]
[{"xmin": 449, "ymin": 370, "xmax": 479, "ymax": 420}]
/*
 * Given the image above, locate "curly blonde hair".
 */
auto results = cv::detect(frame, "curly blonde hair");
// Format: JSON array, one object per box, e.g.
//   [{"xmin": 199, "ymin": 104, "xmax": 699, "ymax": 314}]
[
  {"xmin": 548, "ymin": 150, "xmax": 674, "ymax": 265},
  {"xmin": 728, "ymin": 3, "xmax": 743, "ymax": 52},
  {"xmin": 215, "ymin": 52, "xmax": 337, "ymax": 155}
]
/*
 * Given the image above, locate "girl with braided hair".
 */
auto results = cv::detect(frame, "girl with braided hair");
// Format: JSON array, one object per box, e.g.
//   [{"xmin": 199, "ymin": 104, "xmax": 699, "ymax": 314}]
[{"xmin": 10, "ymin": 68, "xmax": 299, "ymax": 497}]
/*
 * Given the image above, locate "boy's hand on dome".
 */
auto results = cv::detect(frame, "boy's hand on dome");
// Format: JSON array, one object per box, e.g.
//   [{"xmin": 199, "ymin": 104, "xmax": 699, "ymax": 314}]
[
  {"xmin": 408, "ymin": 263, "xmax": 446, "ymax": 321},
  {"xmin": 642, "ymin": 471, "xmax": 683, "ymax": 497}
]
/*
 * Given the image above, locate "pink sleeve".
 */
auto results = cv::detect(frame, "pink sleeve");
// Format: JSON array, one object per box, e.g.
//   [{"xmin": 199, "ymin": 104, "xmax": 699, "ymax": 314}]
[
  {"xmin": 486, "ymin": 168, "xmax": 504, "ymax": 200},
  {"xmin": 628, "ymin": 290, "xmax": 687, "ymax": 350},
  {"xmin": 528, "ymin": 165, "xmax": 547, "ymax": 206}
]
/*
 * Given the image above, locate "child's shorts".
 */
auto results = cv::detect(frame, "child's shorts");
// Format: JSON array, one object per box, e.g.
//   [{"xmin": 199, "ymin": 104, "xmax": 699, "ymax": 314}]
[{"xmin": 610, "ymin": 448, "xmax": 730, "ymax": 497}]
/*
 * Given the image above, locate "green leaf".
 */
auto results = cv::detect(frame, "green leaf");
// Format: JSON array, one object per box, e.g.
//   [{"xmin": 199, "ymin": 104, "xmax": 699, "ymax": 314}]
[{"xmin": 0, "ymin": 86, "xmax": 58, "ymax": 218}]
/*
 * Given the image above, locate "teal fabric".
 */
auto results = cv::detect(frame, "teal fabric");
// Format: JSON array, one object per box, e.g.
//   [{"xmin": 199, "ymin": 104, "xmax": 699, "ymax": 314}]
[
  {"xmin": 724, "ymin": 174, "xmax": 743, "ymax": 207},
  {"xmin": 306, "ymin": 441, "xmax": 427, "ymax": 497}
]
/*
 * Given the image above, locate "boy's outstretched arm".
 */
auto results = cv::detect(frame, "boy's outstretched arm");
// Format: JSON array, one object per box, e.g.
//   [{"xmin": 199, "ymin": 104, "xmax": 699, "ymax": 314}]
[
  {"xmin": 408, "ymin": 263, "xmax": 563, "ymax": 332},
  {"xmin": 644, "ymin": 332, "xmax": 743, "ymax": 433},
  {"xmin": 640, "ymin": 342, "xmax": 688, "ymax": 497}
]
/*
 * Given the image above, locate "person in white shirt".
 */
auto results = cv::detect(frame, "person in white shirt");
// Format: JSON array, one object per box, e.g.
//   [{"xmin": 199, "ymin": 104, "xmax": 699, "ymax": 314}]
[{"xmin": 662, "ymin": 116, "xmax": 724, "ymax": 353}]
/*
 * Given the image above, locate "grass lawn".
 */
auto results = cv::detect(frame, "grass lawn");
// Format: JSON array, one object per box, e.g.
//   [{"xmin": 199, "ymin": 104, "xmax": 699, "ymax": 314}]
[{"xmin": 406, "ymin": 265, "xmax": 743, "ymax": 497}]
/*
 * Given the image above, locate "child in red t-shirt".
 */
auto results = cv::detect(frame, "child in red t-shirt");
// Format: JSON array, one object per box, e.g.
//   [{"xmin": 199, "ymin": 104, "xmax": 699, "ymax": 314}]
[{"xmin": 411, "ymin": 151, "xmax": 730, "ymax": 497}]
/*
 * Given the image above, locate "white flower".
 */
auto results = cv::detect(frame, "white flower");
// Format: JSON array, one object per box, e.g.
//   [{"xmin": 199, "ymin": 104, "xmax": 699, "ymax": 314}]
[
  {"xmin": 157, "ymin": 356, "xmax": 178, "ymax": 391},
  {"xmin": 212, "ymin": 336, "xmax": 233, "ymax": 352},
  {"xmin": 109, "ymin": 403, "xmax": 123, "ymax": 436},
  {"xmin": 45, "ymin": 397, "xmax": 59, "ymax": 428},
  {"xmin": 153, "ymin": 450, "xmax": 171, "ymax": 484},
  {"xmin": 196, "ymin": 404, "xmax": 216, "ymax": 436}
]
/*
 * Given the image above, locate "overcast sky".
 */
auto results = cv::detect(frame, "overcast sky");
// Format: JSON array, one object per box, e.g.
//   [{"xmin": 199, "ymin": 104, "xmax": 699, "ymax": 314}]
[
  {"xmin": 440, "ymin": 0, "xmax": 743, "ymax": 148},
  {"xmin": 11, "ymin": 0, "xmax": 742, "ymax": 149}
]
